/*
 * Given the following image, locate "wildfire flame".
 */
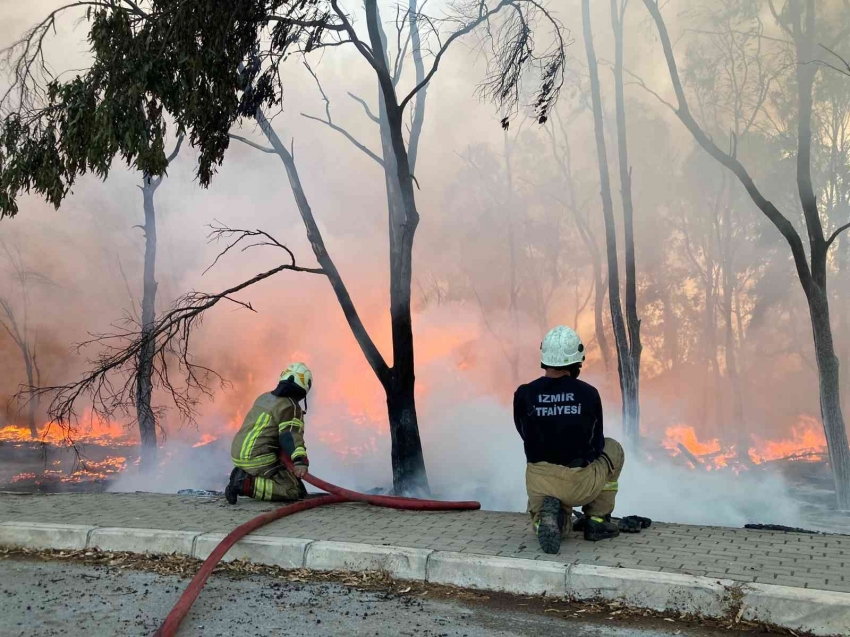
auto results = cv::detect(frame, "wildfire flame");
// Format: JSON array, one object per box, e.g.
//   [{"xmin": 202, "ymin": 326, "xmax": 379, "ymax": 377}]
[
  {"xmin": 662, "ymin": 416, "xmax": 828, "ymax": 471},
  {"xmin": 0, "ymin": 416, "xmax": 136, "ymax": 447},
  {"xmin": 0, "ymin": 413, "xmax": 135, "ymax": 486},
  {"xmin": 748, "ymin": 416, "xmax": 828, "ymax": 464},
  {"xmin": 192, "ymin": 433, "xmax": 219, "ymax": 448}
]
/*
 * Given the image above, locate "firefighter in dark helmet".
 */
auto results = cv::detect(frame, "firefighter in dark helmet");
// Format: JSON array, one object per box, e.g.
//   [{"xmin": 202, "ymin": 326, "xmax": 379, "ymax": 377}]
[
  {"xmin": 225, "ymin": 363, "xmax": 313, "ymax": 504},
  {"xmin": 513, "ymin": 326, "xmax": 649, "ymax": 554}
]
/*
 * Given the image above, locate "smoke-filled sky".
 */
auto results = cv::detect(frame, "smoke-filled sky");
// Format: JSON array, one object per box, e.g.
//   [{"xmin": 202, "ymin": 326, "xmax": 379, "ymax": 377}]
[{"xmin": 1, "ymin": 1, "xmax": 849, "ymax": 527}]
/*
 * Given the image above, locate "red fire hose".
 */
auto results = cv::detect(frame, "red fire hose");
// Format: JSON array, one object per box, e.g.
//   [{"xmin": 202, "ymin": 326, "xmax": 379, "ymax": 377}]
[{"xmin": 153, "ymin": 464, "xmax": 481, "ymax": 637}]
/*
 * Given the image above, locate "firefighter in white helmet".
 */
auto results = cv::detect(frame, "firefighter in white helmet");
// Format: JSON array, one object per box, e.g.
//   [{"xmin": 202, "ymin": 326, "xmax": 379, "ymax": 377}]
[
  {"xmin": 225, "ymin": 363, "xmax": 313, "ymax": 505},
  {"xmin": 513, "ymin": 326, "xmax": 648, "ymax": 554}
]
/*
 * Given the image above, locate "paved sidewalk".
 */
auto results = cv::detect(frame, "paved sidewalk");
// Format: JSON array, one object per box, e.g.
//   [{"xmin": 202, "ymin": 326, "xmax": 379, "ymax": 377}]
[{"xmin": 1, "ymin": 492, "xmax": 847, "ymax": 593}]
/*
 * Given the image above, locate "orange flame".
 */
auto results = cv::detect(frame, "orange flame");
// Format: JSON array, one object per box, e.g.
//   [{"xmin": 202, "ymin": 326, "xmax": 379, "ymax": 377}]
[
  {"xmin": 192, "ymin": 433, "xmax": 219, "ymax": 448},
  {"xmin": 662, "ymin": 425, "xmax": 738, "ymax": 470},
  {"xmin": 662, "ymin": 417, "xmax": 828, "ymax": 470},
  {"xmin": 0, "ymin": 414, "xmax": 136, "ymax": 447},
  {"xmin": 748, "ymin": 416, "xmax": 827, "ymax": 464}
]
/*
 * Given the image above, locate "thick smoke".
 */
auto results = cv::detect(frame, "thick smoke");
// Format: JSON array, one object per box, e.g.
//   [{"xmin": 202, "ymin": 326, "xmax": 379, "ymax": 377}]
[{"xmin": 2, "ymin": 1, "xmax": 848, "ymax": 532}]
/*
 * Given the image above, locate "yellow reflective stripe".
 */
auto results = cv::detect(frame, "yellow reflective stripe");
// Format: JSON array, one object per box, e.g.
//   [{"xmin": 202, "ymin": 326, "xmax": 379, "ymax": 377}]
[
  {"xmin": 239, "ymin": 412, "xmax": 265, "ymax": 459},
  {"xmin": 241, "ymin": 412, "xmax": 271, "ymax": 460},
  {"xmin": 232, "ymin": 453, "xmax": 277, "ymax": 469},
  {"xmin": 239, "ymin": 412, "xmax": 264, "ymax": 460},
  {"xmin": 291, "ymin": 446, "xmax": 307, "ymax": 460},
  {"xmin": 602, "ymin": 481, "xmax": 619, "ymax": 492},
  {"xmin": 590, "ymin": 516, "xmax": 604, "ymax": 523},
  {"xmin": 278, "ymin": 418, "xmax": 304, "ymax": 432}
]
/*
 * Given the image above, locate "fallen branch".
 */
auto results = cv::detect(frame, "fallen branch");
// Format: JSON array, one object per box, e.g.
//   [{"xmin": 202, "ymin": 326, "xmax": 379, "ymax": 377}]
[
  {"xmin": 21, "ymin": 229, "xmax": 323, "ymax": 450},
  {"xmin": 676, "ymin": 443, "xmax": 705, "ymax": 470}
]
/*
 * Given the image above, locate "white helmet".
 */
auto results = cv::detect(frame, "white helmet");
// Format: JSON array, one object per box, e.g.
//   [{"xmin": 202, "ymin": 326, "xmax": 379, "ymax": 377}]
[
  {"xmin": 541, "ymin": 326, "xmax": 585, "ymax": 367},
  {"xmin": 280, "ymin": 362, "xmax": 313, "ymax": 394}
]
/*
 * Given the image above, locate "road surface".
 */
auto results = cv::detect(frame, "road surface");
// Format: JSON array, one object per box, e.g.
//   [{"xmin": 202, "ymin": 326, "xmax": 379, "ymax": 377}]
[{"xmin": 0, "ymin": 556, "xmax": 763, "ymax": 636}]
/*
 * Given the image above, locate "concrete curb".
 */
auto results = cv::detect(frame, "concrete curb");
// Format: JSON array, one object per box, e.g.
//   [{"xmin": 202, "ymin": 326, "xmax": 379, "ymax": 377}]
[
  {"xmin": 427, "ymin": 551, "xmax": 567, "ymax": 596},
  {"xmin": 305, "ymin": 541, "xmax": 432, "ymax": 581},
  {"xmin": 566, "ymin": 563, "xmax": 737, "ymax": 618},
  {"xmin": 0, "ymin": 521, "xmax": 847, "ymax": 636}
]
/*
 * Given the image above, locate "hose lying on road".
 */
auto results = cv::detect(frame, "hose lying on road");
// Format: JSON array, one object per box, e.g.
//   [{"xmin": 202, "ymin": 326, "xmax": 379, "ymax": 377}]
[{"xmin": 153, "ymin": 461, "xmax": 481, "ymax": 637}]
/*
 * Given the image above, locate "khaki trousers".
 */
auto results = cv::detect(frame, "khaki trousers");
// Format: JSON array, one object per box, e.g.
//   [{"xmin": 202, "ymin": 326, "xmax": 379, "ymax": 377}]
[
  {"xmin": 526, "ymin": 438, "xmax": 624, "ymax": 534},
  {"xmin": 246, "ymin": 463, "xmax": 306, "ymax": 502}
]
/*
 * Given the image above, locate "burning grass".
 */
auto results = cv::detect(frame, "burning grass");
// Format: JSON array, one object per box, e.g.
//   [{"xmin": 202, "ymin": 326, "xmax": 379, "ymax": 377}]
[
  {"xmin": 0, "ymin": 417, "xmax": 137, "ymax": 447},
  {"xmin": 661, "ymin": 417, "xmax": 828, "ymax": 472}
]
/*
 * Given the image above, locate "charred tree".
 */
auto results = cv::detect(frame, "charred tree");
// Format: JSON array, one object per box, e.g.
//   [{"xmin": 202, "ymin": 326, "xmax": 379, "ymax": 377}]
[
  {"xmin": 582, "ymin": 0, "xmax": 640, "ymax": 446},
  {"xmin": 372, "ymin": 0, "xmax": 428, "ymax": 491},
  {"xmin": 610, "ymin": 0, "xmax": 642, "ymax": 443},
  {"xmin": 136, "ymin": 137, "xmax": 182, "ymax": 473},
  {"xmin": 254, "ymin": 0, "xmax": 564, "ymax": 493},
  {"xmin": 643, "ymin": 0, "xmax": 850, "ymax": 509}
]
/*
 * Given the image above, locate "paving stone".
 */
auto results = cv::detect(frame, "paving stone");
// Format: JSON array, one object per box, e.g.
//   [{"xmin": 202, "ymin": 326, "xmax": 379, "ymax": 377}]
[{"xmin": 0, "ymin": 492, "xmax": 847, "ymax": 593}]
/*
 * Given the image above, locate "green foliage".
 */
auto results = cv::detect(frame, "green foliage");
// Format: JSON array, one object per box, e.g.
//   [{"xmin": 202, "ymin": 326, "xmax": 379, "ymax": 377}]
[{"xmin": 0, "ymin": 0, "xmax": 329, "ymax": 217}]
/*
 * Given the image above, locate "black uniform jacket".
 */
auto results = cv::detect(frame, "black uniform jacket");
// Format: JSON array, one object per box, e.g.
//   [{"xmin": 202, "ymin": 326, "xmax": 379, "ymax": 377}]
[{"xmin": 513, "ymin": 375, "xmax": 604, "ymax": 468}]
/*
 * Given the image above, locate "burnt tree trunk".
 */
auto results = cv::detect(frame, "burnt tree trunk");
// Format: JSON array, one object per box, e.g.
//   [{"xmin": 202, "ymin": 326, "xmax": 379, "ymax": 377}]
[
  {"xmin": 808, "ymin": 284, "xmax": 850, "ymax": 509},
  {"xmin": 583, "ymin": 0, "xmax": 637, "ymax": 446},
  {"xmin": 136, "ymin": 174, "xmax": 159, "ymax": 472},
  {"xmin": 611, "ymin": 0, "xmax": 642, "ymax": 445},
  {"xmin": 257, "ymin": 92, "xmax": 428, "ymax": 494},
  {"xmin": 134, "ymin": 137, "xmax": 180, "ymax": 473},
  {"xmin": 372, "ymin": 1, "xmax": 429, "ymax": 494},
  {"xmin": 794, "ymin": 3, "xmax": 850, "ymax": 509},
  {"xmin": 838, "ymin": 232, "xmax": 849, "ymax": 415}
]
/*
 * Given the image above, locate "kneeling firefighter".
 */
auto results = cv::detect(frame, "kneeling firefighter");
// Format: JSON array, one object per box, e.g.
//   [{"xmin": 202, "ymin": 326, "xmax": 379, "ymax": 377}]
[
  {"xmin": 225, "ymin": 363, "xmax": 313, "ymax": 505},
  {"xmin": 513, "ymin": 326, "xmax": 649, "ymax": 554}
]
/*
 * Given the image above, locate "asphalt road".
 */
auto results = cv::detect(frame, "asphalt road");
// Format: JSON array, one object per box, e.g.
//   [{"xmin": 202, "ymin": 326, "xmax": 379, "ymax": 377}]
[{"xmin": 1, "ymin": 558, "xmax": 746, "ymax": 637}]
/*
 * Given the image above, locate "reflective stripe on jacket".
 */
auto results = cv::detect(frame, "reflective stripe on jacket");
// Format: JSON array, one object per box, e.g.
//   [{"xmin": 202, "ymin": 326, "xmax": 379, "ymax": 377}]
[{"xmin": 231, "ymin": 393, "xmax": 306, "ymax": 468}]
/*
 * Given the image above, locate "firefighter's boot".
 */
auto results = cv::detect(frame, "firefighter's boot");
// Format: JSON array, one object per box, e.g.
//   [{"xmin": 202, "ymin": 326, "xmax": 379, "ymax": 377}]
[
  {"xmin": 618, "ymin": 515, "xmax": 652, "ymax": 533},
  {"xmin": 584, "ymin": 515, "xmax": 620, "ymax": 542},
  {"xmin": 573, "ymin": 513, "xmax": 587, "ymax": 532},
  {"xmin": 536, "ymin": 496, "xmax": 566, "ymax": 554},
  {"xmin": 225, "ymin": 468, "xmax": 254, "ymax": 505}
]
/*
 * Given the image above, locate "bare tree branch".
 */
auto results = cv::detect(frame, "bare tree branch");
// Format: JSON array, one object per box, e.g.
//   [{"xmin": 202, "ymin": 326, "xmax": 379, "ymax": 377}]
[
  {"xmin": 204, "ymin": 222, "xmax": 307, "ymax": 275},
  {"xmin": 229, "ymin": 133, "xmax": 275, "ymax": 154},
  {"xmin": 25, "ymin": 235, "xmax": 323, "ymax": 443},
  {"xmin": 347, "ymin": 92, "xmax": 381, "ymax": 123},
  {"xmin": 400, "ymin": 0, "xmax": 513, "ymax": 113},
  {"xmin": 250, "ymin": 107, "xmax": 392, "ymax": 381},
  {"xmin": 827, "ymin": 221, "xmax": 850, "ymax": 247},
  {"xmin": 300, "ymin": 61, "xmax": 385, "ymax": 166},
  {"xmin": 165, "ymin": 134, "xmax": 185, "ymax": 164}
]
